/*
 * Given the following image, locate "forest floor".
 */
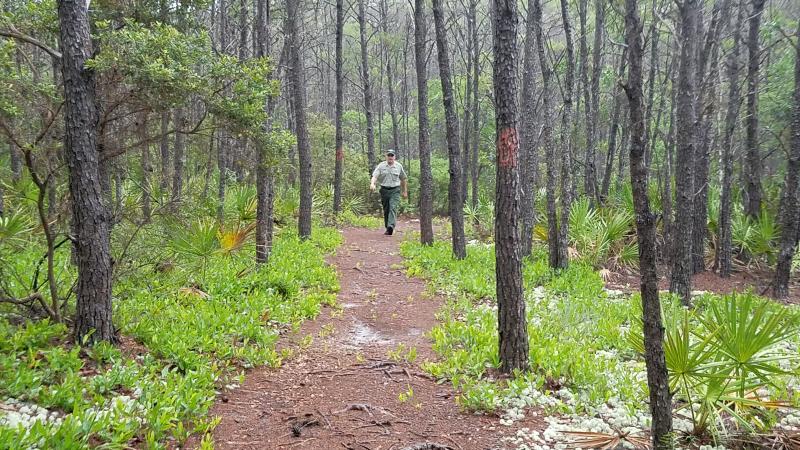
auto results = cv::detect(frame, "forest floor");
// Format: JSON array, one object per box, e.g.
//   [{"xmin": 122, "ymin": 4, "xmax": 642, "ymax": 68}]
[
  {"xmin": 606, "ymin": 265, "xmax": 800, "ymax": 305},
  {"xmin": 201, "ymin": 221, "xmax": 543, "ymax": 450}
]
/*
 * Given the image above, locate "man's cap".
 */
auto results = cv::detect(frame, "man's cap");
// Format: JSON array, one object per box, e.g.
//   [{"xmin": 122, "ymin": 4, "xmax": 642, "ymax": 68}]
[{"xmin": 386, "ymin": 150, "xmax": 395, "ymax": 156}]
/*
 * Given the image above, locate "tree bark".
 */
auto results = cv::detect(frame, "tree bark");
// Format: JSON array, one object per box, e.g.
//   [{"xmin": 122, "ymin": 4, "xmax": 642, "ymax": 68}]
[
  {"xmin": 717, "ymin": 0, "xmax": 744, "ymax": 277},
  {"xmin": 601, "ymin": 50, "xmax": 627, "ymax": 203},
  {"xmin": 286, "ymin": 0, "xmax": 312, "ymax": 239},
  {"xmin": 533, "ymin": 0, "xmax": 561, "ymax": 269},
  {"xmin": 159, "ymin": 111, "xmax": 170, "ymax": 193},
  {"xmin": 557, "ymin": 0, "xmax": 575, "ymax": 269},
  {"xmin": 670, "ymin": 0, "xmax": 699, "ymax": 306},
  {"xmin": 358, "ymin": 0, "xmax": 377, "ymax": 172},
  {"xmin": 171, "ymin": 108, "xmax": 185, "ymax": 210},
  {"xmin": 692, "ymin": 0, "xmax": 727, "ymax": 273},
  {"xmin": 10, "ymin": 141, "xmax": 22, "ymax": 183},
  {"xmin": 139, "ymin": 112, "xmax": 151, "ymax": 223},
  {"xmin": 255, "ymin": 0, "xmax": 276, "ymax": 264},
  {"xmin": 519, "ymin": 0, "xmax": 538, "ymax": 258},
  {"xmin": 432, "ymin": 0, "xmax": 466, "ymax": 259},
  {"xmin": 414, "ymin": 0, "xmax": 434, "ymax": 245},
  {"xmin": 333, "ymin": 0, "xmax": 344, "ymax": 215},
  {"xmin": 623, "ymin": 1, "xmax": 673, "ymax": 446},
  {"xmin": 586, "ymin": 0, "xmax": 604, "ymax": 205},
  {"xmin": 492, "ymin": 0, "xmax": 528, "ymax": 374},
  {"xmin": 743, "ymin": 0, "xmax": 766, "ymax": 219},
  {"xmin": 58, "ymin": 0, "xmax": 114, "ymax": 344},
  {"xmin": 470, "ymin": 0, "xmax": 480, "ymax": 210},
  {"xmin": 771, "ymin": 23, "xmax": 800, "ymax": 299}
]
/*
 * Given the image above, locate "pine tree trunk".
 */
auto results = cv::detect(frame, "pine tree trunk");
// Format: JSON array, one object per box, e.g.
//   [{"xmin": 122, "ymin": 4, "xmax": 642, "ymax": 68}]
[
  {"xmin": 771, "ymin": 23, "xmax": 800, "ymax": 299},
  {"xmin": 533, "ymin": 0, "xmax": 561, "ymax": 269},
  {"xmin": 744, "ymin": 0, "xmax": 765, "ymax": 219},
  {"xmin": 601, "ymin": 49, "xmax": 627, "ymax": 203},
  {"xmin": 586, "ymin": 0, "xmax": 605, "ymax": 205},
  {"xmin": 159, "ymin": 111, "xmax": 170, "ymax": 192},
  {"xmin": 255, "ymin": 0, "xmax": 275, "ymax": 264},
  {"xmin": 432, "ymin": 0, "xmax": 465, "ymax": 259},
  {"xmin": 414, "ymin": 0, "xmax": 434, "ymax": 245},
  {"xmin": 557, "ymin": 0, "xmax": 575, "ymax": 269},
  {"xmin": 171, "ymin": 108, "xmax": 185, "ymax": 210},
  {"xmin": 519, "ymin": 0, "xmax": 538, "ymax": 258},
  {"xmin": 10, "ymin": 142, "xmax": 22, "ymax": 183},
  {"xmin": 623, "ymin": 1, "xmax": 673, "ymax": 446},
  {"xmin": 670, "ymin": 0, "xmax": 699, "ymax": 306},
  {"xmin": 493, "ymin": 0, "xmax": 528, "ymax": 374},
  {"xmin": 717, "ymin": 0, "xmax": 744, "ymax": 277},
  {"xmin": 140, "ymin": 112, "xmax": 151, "ymax": 223},
  {"xmin": 58, "ymin": 0, "xmax": 114, "ymax": 344},
  {"xmin": 286, "ymin": 0, "xmax": 312, "ymax": 239},
  {"xmin": 358, "ymin": 0, "xmax": 377, "ymax": 172},
  {"xmin": 692, "ymin": 0, "xmax": 727, "ymax": 274},
  {"xmin": 470, "ymin": 0, "xmax": 480, "ymax": 210},
  {"xmin": 333, "ymin": 0, "xmax": 344, "ymax": 215}
]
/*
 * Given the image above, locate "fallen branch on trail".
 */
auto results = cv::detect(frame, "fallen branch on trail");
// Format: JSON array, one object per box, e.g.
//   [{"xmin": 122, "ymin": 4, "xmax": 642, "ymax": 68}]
[{"xmin": 397, "ymin": 443, "xmax": 454, "ymax": 450}]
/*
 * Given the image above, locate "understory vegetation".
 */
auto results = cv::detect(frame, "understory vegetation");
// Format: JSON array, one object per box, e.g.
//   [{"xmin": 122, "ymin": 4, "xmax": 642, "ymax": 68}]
[
  {"xmin": 401, "ymin": 238, "xmax": 800, "ymax": 448},
  {"xmin": 0, "ymin": 178, "xmax": 341, "ymax": 449}
]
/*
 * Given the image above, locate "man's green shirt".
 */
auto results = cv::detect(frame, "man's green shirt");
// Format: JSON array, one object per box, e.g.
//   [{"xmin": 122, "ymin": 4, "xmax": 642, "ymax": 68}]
[{"xmin": 372, "ymin": 161, "xmax": 408, "ymax": 188}]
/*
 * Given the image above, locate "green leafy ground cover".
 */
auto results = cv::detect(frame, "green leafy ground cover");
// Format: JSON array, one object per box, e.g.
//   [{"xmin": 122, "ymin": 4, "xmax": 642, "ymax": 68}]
[
  {"xmin": 0, "ymin": 227, "xmax": 340, "ymax": 449},
  {"xmin": 401, "ymin": 239, "xmax": 800, "ymax": 449}
]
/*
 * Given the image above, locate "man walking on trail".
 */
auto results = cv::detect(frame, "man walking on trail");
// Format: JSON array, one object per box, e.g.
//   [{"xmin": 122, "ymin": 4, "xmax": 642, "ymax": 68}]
[{"xmin": 370, "ymin": 150, "xmax": 408, "ymax": 235}]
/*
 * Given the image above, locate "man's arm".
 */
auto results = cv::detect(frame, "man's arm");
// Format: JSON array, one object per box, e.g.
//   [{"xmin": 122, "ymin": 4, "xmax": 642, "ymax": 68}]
[
  {"xmin": 370, "ymin": 174, "xmax": 378, "ymax": 192},
  {"xmin": 401, "ymin": 179, "xmax": 408, "ymax": 198}
]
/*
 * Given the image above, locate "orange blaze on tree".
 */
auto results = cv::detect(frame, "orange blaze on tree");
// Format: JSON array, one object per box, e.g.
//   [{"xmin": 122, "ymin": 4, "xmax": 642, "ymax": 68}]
[{"xmin": 497, "ymin": 127, "xmax": 518, "ymax": 168}]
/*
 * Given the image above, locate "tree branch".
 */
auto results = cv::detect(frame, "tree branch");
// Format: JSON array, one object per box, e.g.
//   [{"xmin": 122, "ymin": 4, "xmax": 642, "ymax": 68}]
[{"xmin": 0, "ymin": 27, "xmax": 62, "ymax": 60}]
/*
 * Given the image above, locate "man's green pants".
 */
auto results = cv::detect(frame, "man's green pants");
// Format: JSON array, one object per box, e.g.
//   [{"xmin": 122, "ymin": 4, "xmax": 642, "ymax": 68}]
[{"xmin": 379, "ymin": 186, "xmax": 400, "ymax": 230}]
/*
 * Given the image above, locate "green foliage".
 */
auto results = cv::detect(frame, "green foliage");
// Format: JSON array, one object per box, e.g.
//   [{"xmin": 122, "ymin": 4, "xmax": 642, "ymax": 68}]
[
  {"xmin": 402, "ymin": 240, "xmax": 799, "ymax": 443},
  {"xmin": 565, "ymin": 196, "xmax": 638, "ymax": 270},
  {"xmin": 0, "ymin": 225, "xmax": 340, "ymax": 447}
]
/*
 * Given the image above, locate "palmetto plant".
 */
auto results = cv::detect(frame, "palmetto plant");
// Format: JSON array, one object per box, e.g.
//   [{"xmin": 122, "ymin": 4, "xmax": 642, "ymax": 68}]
[
  {"xmin": 0, "ymin": 210, "xmax": 33, "ymax": 246},
  {"xmin": 630, "ymin": 294, "xmax": 799, "ymax": 438},
  {"xmin": 567, "ymin": 196, "xmax": 637, "ymax": 270},
  {"xmin": 730, "ymin": 209, "xmax": 781, "ymax": 265}
]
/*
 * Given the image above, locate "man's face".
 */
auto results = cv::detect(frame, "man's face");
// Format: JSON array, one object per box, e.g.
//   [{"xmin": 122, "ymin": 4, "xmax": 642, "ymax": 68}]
[{"xmin": 386, "ymin": 153, "xmax": 395, "ymax": 164}]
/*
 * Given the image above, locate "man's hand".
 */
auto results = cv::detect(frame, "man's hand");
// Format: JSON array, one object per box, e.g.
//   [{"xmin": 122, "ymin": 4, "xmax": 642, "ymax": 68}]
[
  {"xmin": 402, "ymin": 190, "xmax": 408, "ymax": 199},
  {"xmin": 370, "ymin": 182, "xmax": 376, "ymax": 192}
]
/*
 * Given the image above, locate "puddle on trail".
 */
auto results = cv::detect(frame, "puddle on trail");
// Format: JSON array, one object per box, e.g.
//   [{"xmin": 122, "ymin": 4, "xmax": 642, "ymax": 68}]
[{"xmin": 345, "ymin": 320, "xmax": 394, "ymax": 348}]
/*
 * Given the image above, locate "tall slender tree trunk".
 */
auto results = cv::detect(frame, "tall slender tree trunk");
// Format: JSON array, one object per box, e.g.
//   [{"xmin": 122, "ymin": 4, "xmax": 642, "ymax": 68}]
[
  {"xmin": 255, "ymin": 0, "xmax": 276, "ymax": 264},
  {"xmin": 286, "ymin": 0, "xmax": 312, "ymax": 239},
  {"xmin": 358, "ymin": 0, "xmax": 377, "ymax": 172},
  {"xmin": 414, "ymin": 0, "xmax": 434, "ymax": 245},
  {"xmin": 586, "ymin": 0, "xmax": 605, "ymax": 205},
  {"xmin": 643, "ymin": 0, "xmax": 660, "ymax": 170},
  {"xmin": 692, "ymin": 0, "xmax": 727, "ymax": 273},
  {"xmin": 717, "ymin": 0, "xmax": 744, "ymax": 277},
  {"xmin": 670, "ymin": 0, "xmax": 699, "ymax": 306},
  {"xmin": 623, "ymin": 1, "xmax": 673, "ymax": 447},
  {"xmin": 743, "ymin": 0, "xmax": 765, "ymax": 219},
  {"xmin": 519, "ymin": 0, "xmax": 538, "ymax": 258},
  {"xmin": 771, "ymin": 23, "xmax": 800, "ymax": 299},
  {"xmin": 432, "ymin": 0, "xmax": 466, "ymax": 259},
  {"xmin": 333, "ymin": 0, "xmax": 344, "ymax": 215},
  {"xmin": 601, "ymin": 49, "xmax": 627, "ymax": 202},
  {"xmin": 159, "ymin": 111, "xmax": 170, "ymax": 193},
  {"xmin": 140, "ymin": 112, "xmax": 152, "ymax": 223},
  {"xmin": 462, "ymin": 33, "xmax": 473, "ymax": 206},
  {"xmin": 171, "ymin": 108, "xmax": 185, "ymax": 210},
  {"xmin": 470, "ymin": 0, "xmax": 480, "ymax": 210},
  {"xmin": 557, "ymin": 0, "xmax": 575, "ymax": 268},
  {"xmin": 58, "ymin": 0, "xmax": 114, "ymax": 344},
  {"xmin": 493, "ymin": 0, "xmax": 528, "ymax": 374},
  {"xmin": 10, "ymin": 142, "xmax": 22, "ymax": 183},
  {"xmin": 533, "ymin": 0, "xmax": 561, "ymax": 269}
]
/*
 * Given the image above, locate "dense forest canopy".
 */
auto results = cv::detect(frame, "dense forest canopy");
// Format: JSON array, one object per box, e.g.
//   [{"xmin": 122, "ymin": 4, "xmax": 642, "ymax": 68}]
[{"xmin": 0, "ymin": 0, "xmax": 799, "ymax": 447}]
